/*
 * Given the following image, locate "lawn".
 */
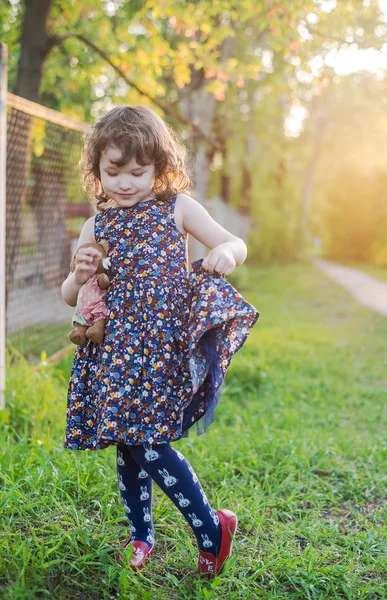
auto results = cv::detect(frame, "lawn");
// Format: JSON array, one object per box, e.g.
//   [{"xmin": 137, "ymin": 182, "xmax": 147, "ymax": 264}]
[{"xmin": 1, "ymin": 261, "xmax": 386, "ymax": 599}]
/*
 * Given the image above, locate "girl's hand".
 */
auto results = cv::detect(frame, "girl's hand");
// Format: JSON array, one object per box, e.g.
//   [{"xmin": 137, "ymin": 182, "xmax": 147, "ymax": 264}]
[
  {"xmin": 202, "ymin": 243, "xmax": 236, "ymax": 276},
  {"xmin": 73, "ymin": 248, "xmax": 102, "ymax": 286}
]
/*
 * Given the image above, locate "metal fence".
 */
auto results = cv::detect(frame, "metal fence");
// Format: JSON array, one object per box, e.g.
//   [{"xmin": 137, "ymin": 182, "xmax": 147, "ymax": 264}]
[
  {"xmin": 6, "ymin": 93, "xmax": 90, "ymax": 336},
  {"xmin": 1, "ymin": 41, "xmax": 91, "ymax": 411}
]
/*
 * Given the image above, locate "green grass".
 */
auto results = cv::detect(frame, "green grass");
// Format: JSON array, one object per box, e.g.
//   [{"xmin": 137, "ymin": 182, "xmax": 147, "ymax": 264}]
[
  {"xmin": 1, "ymin": 262, "xmax": 386, "ymax": 599},
  {"xmin": 8, "ymin": 322, "xmax": 72, "ymax": 365}
]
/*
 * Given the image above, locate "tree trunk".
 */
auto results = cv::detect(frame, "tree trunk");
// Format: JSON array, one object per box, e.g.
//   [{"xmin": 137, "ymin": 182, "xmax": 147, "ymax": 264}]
[
  {"xmin": 240, "ymin": 161, "xmax": 252, "ymax": 216},
  {"xmin": 13, "ymin": 0, "xmax": 54, "ymax": 102},
  {"xmin": 179, "ymin": 35, "xmax": 236, "ymax": 261},
  {"xmin": 180, "ymin": 80, "xmax": 217, "ymax": 261},
  {"xmin": 6, "ymin": 0, "xmax": 54, "ymax": 315}
]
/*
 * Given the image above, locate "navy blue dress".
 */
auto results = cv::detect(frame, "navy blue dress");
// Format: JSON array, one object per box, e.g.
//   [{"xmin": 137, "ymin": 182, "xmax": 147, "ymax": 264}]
[{"xmin": 64, "ymin": 196, "xmax": 259, "ymax": 450}]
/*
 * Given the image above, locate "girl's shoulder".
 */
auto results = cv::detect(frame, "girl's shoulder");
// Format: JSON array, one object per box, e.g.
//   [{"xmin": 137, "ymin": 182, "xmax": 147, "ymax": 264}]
[
  {"xmin": 174, "ymin": 192, "xmax": 192, "ymax": 213},
  {"xmin": 77, "ymin": 215, "xmax": 97, "ymax": 245},
  {"xmin": 172, "ymin": 194, "xmax": 190, "ymax": 236}
]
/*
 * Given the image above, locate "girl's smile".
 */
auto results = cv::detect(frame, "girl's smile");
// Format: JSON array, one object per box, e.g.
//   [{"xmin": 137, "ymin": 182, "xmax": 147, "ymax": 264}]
[{"xmin": 119, "ymin": 193, "xmax": 136, "ymax": 199}]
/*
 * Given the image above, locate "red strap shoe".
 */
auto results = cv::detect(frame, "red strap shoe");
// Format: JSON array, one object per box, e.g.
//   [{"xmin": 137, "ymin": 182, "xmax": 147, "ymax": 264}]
[
  {"xmin": 116, "ymin": 538, "xmax": 154, "ymax": 570},
  {"xmin": 198, "ymin": 508, "xmax": 238, "ymax": 577}
]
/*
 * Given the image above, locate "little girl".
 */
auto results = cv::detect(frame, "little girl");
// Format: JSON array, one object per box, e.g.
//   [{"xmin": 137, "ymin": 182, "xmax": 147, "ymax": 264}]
[{"xmin": 61, "ymin": 105, "xmax": 259, "ymax": 577}]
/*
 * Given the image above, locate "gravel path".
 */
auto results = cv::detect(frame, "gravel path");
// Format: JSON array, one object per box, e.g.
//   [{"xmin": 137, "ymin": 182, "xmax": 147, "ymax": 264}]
[{"xmin": 314, "ymin": 259, "xmax": 387, "ymax": 316}]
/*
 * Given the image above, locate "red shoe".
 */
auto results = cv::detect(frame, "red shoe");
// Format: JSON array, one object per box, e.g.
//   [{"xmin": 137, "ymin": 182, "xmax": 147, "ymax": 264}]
[
  {"xmin": 116, "ymin": 539, "xmax": 154, "ymax": 570},
  {"xmin": 198, "ymin": 508, "xmax": 238, "ymax": 577}
]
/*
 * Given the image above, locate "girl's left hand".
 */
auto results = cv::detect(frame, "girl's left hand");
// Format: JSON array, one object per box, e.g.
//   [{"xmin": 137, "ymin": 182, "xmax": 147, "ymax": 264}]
[{"xmin": 202, "ymin": 243, "xmax": 236, "ymax": 276}]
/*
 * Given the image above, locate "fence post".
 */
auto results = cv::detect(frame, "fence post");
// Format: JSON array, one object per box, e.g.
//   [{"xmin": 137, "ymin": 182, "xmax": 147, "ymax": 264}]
[{"xmin": 0, "ymin": 42, "xmax": 7, "ymax": 411}]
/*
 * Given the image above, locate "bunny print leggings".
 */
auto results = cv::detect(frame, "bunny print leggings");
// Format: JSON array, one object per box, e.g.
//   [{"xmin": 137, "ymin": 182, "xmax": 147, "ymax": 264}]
[{"xmin": 116, "ymin": 442, "xmax": 222, "ymax": 555}]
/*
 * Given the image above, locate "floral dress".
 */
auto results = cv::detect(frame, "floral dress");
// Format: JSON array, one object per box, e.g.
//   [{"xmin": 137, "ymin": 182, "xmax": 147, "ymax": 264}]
[{"xmin": 63, "ymin": 195, "xmax": 259, "ymax": 450}]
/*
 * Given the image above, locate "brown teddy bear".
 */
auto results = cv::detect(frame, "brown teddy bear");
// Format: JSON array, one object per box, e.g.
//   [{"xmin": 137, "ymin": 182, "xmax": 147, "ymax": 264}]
[{"xmin": 68, "ymin": 239, "xmax": 111, "ymax": 346}]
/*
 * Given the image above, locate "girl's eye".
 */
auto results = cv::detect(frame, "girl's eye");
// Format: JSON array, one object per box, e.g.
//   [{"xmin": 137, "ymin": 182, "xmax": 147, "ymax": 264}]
[{"xmin": 106, "ymin": 172, "xmax": 144, "ymax": 177}]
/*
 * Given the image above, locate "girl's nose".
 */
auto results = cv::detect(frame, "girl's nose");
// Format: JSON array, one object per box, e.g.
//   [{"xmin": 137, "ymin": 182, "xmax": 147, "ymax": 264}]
[{"xmin": 119, "ymin": 179, "xmax": 133, "ymax": 191}]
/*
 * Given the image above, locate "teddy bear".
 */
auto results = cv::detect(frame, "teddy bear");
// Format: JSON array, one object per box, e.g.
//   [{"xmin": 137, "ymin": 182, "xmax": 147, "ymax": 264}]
[{"xmin": 68, "ymin": 239, "xmax": 111, "ymax": 346}]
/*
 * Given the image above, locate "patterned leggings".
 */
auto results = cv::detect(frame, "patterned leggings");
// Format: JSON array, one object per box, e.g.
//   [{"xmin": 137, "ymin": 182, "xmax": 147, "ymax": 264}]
[{"xmin": 116, "ymin": 442, "xmax": 222, "ymax": 555}]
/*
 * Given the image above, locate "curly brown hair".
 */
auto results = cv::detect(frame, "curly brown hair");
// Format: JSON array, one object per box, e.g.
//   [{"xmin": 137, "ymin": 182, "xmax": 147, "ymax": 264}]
[{"xmin": 79, "ymin": 105, "xmax": 193, "ymax": 212}]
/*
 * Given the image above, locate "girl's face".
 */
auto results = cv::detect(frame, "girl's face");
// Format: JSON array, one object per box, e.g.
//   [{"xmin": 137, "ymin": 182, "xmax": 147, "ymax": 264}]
[{"xmin": 99, "ymin": 145, "xmax": 156, "ymax": 208}]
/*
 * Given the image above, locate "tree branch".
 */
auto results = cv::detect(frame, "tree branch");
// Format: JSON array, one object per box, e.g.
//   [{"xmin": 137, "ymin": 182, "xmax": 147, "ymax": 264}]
[{"xmin": 49, "ymin": 32, "xmax": 222, "ymax": 150}]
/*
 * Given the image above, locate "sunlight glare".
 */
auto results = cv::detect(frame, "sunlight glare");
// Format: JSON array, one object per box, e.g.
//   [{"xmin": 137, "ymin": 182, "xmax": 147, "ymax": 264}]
[{"xmin": 284, "ymin": 105, "xmax": 308, "ymax": 138}]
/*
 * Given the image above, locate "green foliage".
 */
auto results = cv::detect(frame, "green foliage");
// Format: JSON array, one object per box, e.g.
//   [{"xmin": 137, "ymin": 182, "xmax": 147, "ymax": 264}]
[
  {"xmin": 320, "ymin": 170, "xmax": 387, "ymax": 262},
  {"xmin": 248, "ymin": 181, "xmax": 303, "ymax": 264},
  {"xmin": 2, "ymin": 345, "xmax": 67, "ymax": 443}
]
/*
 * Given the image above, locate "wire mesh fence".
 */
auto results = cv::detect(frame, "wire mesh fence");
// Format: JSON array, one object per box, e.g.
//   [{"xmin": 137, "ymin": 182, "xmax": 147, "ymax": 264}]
[{"xmin": 5, "ymin": 91, "xmax": 91, "ymax": 363}]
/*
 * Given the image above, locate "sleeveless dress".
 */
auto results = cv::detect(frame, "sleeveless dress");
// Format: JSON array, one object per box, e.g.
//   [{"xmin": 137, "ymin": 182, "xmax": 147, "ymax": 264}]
[{"xmin": 63, "ymin": 195, "xmax": 259, "ymax": 451}]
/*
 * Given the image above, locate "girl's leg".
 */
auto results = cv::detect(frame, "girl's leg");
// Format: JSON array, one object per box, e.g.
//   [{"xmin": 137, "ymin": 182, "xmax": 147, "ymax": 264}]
[
  {"xmin": 128, "ymin": 442, "xmax": 222, "ymax": 556},
  {"xmin": 116, "ymin": 444, "xmax": 155, "ymax": 550}
]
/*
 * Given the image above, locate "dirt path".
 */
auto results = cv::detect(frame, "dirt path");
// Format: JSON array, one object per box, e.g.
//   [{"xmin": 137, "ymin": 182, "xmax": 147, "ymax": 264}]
[{"xmin": 313, "ymin": 259, "xmax": 387, "ymax": 316}]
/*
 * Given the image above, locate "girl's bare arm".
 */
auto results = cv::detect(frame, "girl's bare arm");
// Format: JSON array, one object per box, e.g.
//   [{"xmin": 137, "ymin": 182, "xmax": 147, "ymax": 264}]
[
  {"xmin": 177, "ymin": 193, "xmax": 247, "ymax": 273},
  {"xmin": 61, "ymin": 216, "xmax": 97, "ymax": 307}
]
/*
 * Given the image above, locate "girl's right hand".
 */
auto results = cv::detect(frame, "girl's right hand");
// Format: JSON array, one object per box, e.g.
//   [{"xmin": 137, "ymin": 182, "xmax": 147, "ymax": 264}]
[{"xmin": 73, "ymin": 248, "xmax": 102, "ymax": 286}]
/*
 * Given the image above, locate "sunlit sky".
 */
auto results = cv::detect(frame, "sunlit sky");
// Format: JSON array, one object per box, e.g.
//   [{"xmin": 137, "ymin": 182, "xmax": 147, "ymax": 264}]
[{"xmin": 285, "ymin": 0, "xmax": 387, "ymax": 136}]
